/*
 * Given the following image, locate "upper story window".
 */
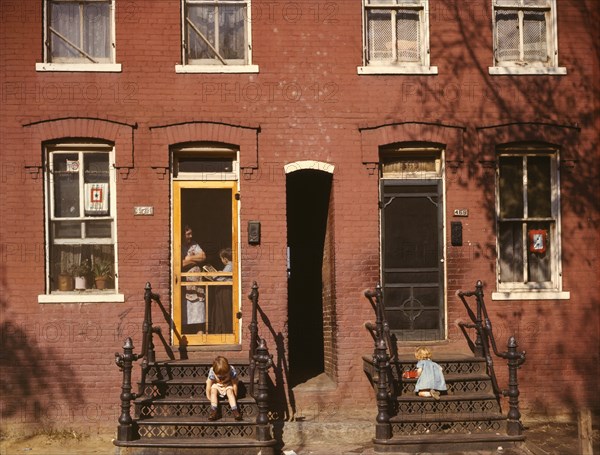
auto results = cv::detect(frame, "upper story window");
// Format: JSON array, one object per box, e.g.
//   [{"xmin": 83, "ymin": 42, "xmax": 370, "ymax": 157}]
[
  {"xmin": 176, "ymin": 0, "xmax": 258, "ymax": 73},
  {"xmin": 490, "ymin": 0, "xmax": 566, "ymax": 75},
  {"xmin": 39, "ymin": 142, "xmax": 123, "ymax": 303},
  {"xmin": 358, "ymin": 0, "xmax": 437, "ymax": 75},
  {"xmin": 494, "ymin": 145, "xmax": 569, "ymax": 300},
  {"xmin": 37, "ymin": 0, "xmax": 121, "ymax": 72}
]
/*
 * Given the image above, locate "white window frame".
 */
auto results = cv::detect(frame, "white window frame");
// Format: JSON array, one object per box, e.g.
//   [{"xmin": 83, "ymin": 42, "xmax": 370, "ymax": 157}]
[
  {"xmin": 39, "ymin": 142, "xmax": 124, "ymax": 303},
  {"xmin": 492, "ymin": 145, "xmax": 569, "ymax": 301},
  {"xmin": 37, "ymin": 0, "xmax": 122, "ymax": 73},
  {"xmin": 358, "ymin": 0, "xmax": 437, "ymax": 75},
  {"xmin": 175, "ymin": 0, "xmax": 258, "ymax": 74},
  {"xmin": 489, "ymin": 0, "xmax": 566, "ymax": 75}
]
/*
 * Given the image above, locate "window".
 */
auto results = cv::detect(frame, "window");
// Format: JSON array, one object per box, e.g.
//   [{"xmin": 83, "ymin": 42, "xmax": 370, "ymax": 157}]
[
  {"xmin": 358, "ymin": 0, "xmax": 437, "ymax": 75},
  {"xmin": 37, "ymin": 0, "xmax": 120, "ymax": 72},
  {"xmin": 40, "ymin": 143, "xmax": 122, "ymax": 302},
  {"xmin": 490, "ymin": 0, "xmax": 566, "ymax": 75},
  {"xmin": 494, "ymin": 146, "xmax": 568, "ymax": 299},
  {"xmin": 176, "ymin": 0, "xmax": 258, "ymax": 73}
]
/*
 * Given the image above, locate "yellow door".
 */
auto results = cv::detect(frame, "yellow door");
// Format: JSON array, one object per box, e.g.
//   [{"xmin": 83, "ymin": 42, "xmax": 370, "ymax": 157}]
[{"xmin": 173, "ymin": 181, "xmax": 239, "ymax": 346}]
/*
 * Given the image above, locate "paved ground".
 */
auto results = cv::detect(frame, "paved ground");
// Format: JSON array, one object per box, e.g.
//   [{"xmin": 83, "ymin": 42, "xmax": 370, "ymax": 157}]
[{"xmin": 0, "ymin": 419, "xmax": 598, "ymax": 455}]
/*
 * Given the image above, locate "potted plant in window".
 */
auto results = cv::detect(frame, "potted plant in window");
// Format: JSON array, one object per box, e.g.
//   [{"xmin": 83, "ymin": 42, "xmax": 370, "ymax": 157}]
[
  {"xmin": 92, "ymin": 259, "xmax": 113, "ymax": 290},
  {"xmin": 57, "ymin": 269, "xmax": 74, "ymax": 291},
  {"xmin": 70, "ymin": 260, "xmax": 91, "ymax": 290}
]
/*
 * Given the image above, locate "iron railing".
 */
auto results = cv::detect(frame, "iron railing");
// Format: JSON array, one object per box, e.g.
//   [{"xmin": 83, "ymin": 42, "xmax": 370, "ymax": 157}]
[
  {"xmin": 457, "ymin": 280, "xmax": 526, "ymax": 435},
  {"xmin": 115, "ymin": 281, "xmax": 273, "ymax": 442}
]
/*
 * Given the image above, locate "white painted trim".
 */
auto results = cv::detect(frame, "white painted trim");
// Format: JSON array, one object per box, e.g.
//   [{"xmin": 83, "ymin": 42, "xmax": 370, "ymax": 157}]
[
  {"xmin": 284, "ymin": 161, "xmax": 335, "ymax": 174},
  {"xmin": 489, "ymin": 66, "xmax": 567, "ymax": 76},
  {"xmin": 491, "ymin": 291, "xmax": 570, "ymax": 301},
  {"xmin": 36, "ymin": 63, "xmax": 122, "ymax": 72},
  {"xmin": 175, "ymin": 64, "xmax": 259, "ymax": 74},
  {"xmin": 38, "ymin": 293, "xmax": 125, "ymax": 303},
  {"xmin": 358, "ymin": 66, "xmax": 438, "ymax": 75}
]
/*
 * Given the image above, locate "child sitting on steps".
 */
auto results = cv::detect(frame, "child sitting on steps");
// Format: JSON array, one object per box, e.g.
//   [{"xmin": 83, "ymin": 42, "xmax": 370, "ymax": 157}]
[{"xmin": 206, "ymin": 356, "xmax": 242, "ymax": 421}]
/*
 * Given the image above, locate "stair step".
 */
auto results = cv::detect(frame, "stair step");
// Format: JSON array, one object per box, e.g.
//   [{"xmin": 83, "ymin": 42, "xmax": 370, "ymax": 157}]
[
  {"xmin": 114, "ymin": 436, "xmax": 277, "ymax": 455},
  {"xmin": 139, "ymin": 378, "xmax": 253, "ymax": 399},
  {"xmin": 135, "ymin": 398, "xmax": 258, "ymax": 419},
  {"xmin": 146, "ymin": 361, "xmax": 252, "ymax": 381},
  {"xmin": 393, "ymin": 394, "xmax": 500, "ymax": 415},
  {"xmin": 136, "ymin": 416, "xmax": 256, "ymax": 439},
  {"xmin": 390, "ymin": 411, "xmax": 506, "ymax": 424},
  {"xmin": 374, "ymin": 432, "xmax": 525, "ymax": 453}
]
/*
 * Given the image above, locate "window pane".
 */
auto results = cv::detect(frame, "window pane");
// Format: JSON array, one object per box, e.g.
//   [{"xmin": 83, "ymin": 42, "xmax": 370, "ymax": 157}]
[
  {"xmin": 499, "ymin": 222, "xmax": 524, "ymax": 282},
  {"xmin": 83, "ymin": 2, "xmax": 110, "ymax": 59},
  {"xmin": 496, "ymin": 10, "xmax": 520, "ymax": 62},
  {"xmin": 86, "ymin": 220, "xmax": 112, "ymax": 238},
  {"xmin": 499, "ymin": 156, "xmax": 524, "ymax": 218},
  {"xmin": 527, "ymin": 221, "xmax": 552, "ymax": 282},
  {"xmin": 523, "ymin": 11, "xmax": 547, "ymax": 62},
  {"xmin": 367, "ymin": 10, "xmax": 393, "ymax": 61},
  {"xmin": 527, "ymin": 156, "xmax": 551, "ymax": 217},
  {"xmin": 84, "ymin": 153, "xmax": 110, "ymax": 183},
  {"xmin": 219, "ymin": 5, "xmax": 245, "ymax": 60},
  {"xmin": 187, "ymin": 5, "xmax": 216, "ymax": 60},
  {"xmin": 50, "ymin": 2, "xmax": 82, "ymax": 60},
  {"xmin": 54, "ymin": 221, "xmax": 82, "ymax": 239},
  {"xmin": 53, "ymin": 153, "xmax": 80, "ymax": 218},
  {"xmin": 177, "ymin": 157, "xmax": 234, "ymax": 175},
  {"xmin": 207, "ymin": 285, "xmax": 233, "ymax": 334},
  {"xmin": 396, "ymin": 10, "xmax": 420, "ymax": 62}
]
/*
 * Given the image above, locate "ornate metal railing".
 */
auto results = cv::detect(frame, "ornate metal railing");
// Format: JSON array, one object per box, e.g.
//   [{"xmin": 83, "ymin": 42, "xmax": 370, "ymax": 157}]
[
  {"xmin": 115, "ymin": 281, "xmax": 274, "ymax": 443},
  {"xmin": 114, "ymin": 282, "xmax": 161, "ymax": 442},
  {"xmin": 364, "ymin": 284, "xmax": 394, "ymax": 440},
  {"xmin": 456, "ymin": 280, "xmax": 526, "ymax": 435}
]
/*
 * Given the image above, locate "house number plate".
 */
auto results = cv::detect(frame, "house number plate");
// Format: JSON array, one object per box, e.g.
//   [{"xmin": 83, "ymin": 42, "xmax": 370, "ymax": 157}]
[
  {"xmin": 134, "ymin": 206, "xmax": 154, "ymax": 216},
  {"xmin": 453, "ymin": 209, "xmax": 469, "ymax": 217}
]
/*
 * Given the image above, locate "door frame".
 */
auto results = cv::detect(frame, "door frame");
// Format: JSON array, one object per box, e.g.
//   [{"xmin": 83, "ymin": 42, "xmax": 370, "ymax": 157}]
[
  {"xmin": 379, "ymin": 150, "xmax": 447, "ymax": 341},
  {"xmin": 172, "ymin": 180, "xmax": 240, "ymax": 346}
]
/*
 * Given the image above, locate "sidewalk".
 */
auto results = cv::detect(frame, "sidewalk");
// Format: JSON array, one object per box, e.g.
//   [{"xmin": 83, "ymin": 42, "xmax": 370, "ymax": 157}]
[{"xmin": 0, "ymin": 418, "xmax": 597, "ymax": 455}]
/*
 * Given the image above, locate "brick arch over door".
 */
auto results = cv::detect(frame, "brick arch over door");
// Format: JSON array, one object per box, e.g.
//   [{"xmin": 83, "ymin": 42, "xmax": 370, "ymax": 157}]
[
  {"xmin": 149, "ymin": 121, "xmax": 260, "ymax": 170},
  {"xmin": 359, "ymin": 121, "xmax": 466, "ymax": 164},
  {"xmin": 22, "ymin": 117, "xmax": 136, "ymax": 168}
]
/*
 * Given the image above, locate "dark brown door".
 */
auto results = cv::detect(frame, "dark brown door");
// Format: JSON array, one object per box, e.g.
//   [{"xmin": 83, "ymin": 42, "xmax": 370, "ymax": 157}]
[{"xmin": 381, "ymin": 181, "xmax": 444, "ymax": 341}]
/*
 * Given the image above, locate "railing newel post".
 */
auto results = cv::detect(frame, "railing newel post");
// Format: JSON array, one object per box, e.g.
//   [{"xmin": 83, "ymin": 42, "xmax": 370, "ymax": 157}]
[
  {"xmin": 374, "ymin": 338, "xmax": 391, "ymax": 440},
  {"xmin": 115, "ymin": 337, "xmax": 139, "ymax": 442},
  {"xmin": 504, "ymin": 336, "xmax": 526, "ymax": 435},
  {"xmin": 254, "ymin": 338, "xmax": 273, "ymax": 441}
]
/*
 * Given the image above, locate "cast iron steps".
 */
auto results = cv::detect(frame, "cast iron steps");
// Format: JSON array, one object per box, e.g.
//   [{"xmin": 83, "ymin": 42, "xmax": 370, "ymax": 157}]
[
  {"xmin": 364, "ymin": 352, "xmax": 525, "ymax": 453},
  {"xmin": 374, "ymin": 432, "xmax": 526, "ymax": 453},
  {"xmin": 114, "ymin": 358, "xmax": 275, "ymax": 455}
]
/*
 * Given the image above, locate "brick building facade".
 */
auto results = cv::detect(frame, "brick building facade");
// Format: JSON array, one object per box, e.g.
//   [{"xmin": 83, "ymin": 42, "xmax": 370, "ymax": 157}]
[{"xmin": 1, "ymin": 0, "xmax": 598, "ymax": 434}]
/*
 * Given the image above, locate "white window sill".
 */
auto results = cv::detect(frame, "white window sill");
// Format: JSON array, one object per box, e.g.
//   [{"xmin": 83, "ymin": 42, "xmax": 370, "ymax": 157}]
[
  {"xmin": 175, "ymin": 64, "xmax": 259, "ymax": 74},
  {"xmin": 492, "ymin": 290, "xmax": 570, "ymax": 301},
  {"xmin": 357, "ymin": 66, "xmax": 438, "ymax": 75},
  {"xmin": 36, "ymin": 63, "xmax": 122, "ymax": 73},
  {"xmin": 38, "ymin": 293, "xmax": 125, "ymax": 304},
  {"xmin": 488, "ymin": 66, "xmax": 567, "ymax": 76}
]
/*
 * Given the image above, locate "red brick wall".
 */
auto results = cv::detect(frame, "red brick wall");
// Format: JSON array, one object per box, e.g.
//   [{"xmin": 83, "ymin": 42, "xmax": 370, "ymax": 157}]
[{"xmin": 1, "ymin": 0, "xmax": 598, "ymax": 432}]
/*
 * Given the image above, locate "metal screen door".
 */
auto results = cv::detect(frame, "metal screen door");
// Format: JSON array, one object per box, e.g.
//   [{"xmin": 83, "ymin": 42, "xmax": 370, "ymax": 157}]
[{"xmin": 381, "ymin": 180, "xmax": 444, "ymax": 341}]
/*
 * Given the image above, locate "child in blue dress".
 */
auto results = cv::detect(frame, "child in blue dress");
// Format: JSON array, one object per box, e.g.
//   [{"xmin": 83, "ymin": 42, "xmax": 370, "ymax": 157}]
[{"xmin": 413, "ymin": 346, "xmax": 447, "ymax": 400}]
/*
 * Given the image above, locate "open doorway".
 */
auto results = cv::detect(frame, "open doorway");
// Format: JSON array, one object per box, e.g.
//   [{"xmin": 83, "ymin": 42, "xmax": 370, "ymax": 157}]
[{"xmin": 286, "ymin": 169, "xmax": 332, "ymax": 388}]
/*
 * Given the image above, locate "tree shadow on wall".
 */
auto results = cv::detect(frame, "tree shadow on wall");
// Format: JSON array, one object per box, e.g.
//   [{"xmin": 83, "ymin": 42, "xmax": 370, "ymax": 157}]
[
  {"xmin": 0, "ymin": 265, "xmax": 84, "ymax": 434},
  {"xmin": 379, "ymin": 0, "xmax": 600, "ymax": 414}
]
